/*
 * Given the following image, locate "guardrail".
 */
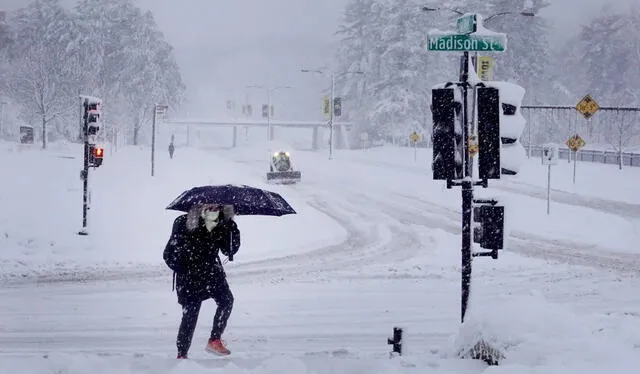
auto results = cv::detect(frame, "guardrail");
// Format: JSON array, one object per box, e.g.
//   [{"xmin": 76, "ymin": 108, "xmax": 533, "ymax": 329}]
[{"xmin": 528, "ymin": 146, "xmax": 640, "ymax": 168}]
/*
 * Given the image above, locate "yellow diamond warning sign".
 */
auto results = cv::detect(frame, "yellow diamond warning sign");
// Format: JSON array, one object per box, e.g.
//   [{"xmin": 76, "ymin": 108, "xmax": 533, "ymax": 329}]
[
  {"xmin": 575, "ymin": 94, "xmax": 600, "ymax": 119},
  {"xmin": 410, "ymin": 131, "xmax": 421, "ymax": 143},
  {"xmin": 565, "ymin": 134, "xmax": 586, "ymax": 152}
]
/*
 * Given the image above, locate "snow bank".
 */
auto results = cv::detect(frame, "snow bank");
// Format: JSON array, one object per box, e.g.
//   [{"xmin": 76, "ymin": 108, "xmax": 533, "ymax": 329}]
[{"xmin": 455, "ymin": 292, "xmax": 640, "ymax": 373}]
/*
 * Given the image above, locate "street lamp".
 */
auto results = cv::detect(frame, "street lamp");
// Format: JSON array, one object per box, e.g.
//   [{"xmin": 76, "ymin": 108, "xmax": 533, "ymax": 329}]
[
  {"xmin": 421, "ymin": 6, "xmax": 463, "ymax": 15},
  {"xmin": 300, "ymin": 68, "xmax": 364, "ymax": 160},
  {"xmin": 245, "ymin": 84, "xmax": 292, "ymax": 146},
  {"xmin": 422, "ymin": 5, "xmax": 535, "ymax": 21}
]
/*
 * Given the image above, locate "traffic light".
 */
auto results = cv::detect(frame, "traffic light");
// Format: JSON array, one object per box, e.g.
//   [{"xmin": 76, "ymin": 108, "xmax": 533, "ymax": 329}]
[
  {"xmin": 431, "ymin": 87, "xmax": 463, "ymax": 180},
  {"xmin": 84, "ymin": 99, "xmax": 101, "ymax": 136},
  {"xmin": 88, "ymin": 144, "xmax": 104, "ymax": 167},
  {"xmin": 477, "ymin": 86, "xmax": 501, "ymax": 179},
  {"xmin": 491, "ymin": 81, "xmax": 526, "ymax": 175},
  {"xmin": 262, "ymin": 104, "xmax": 269, "ymax": 118},
  {"xmin": 333, "ymin": 97, "xmax": 342, "ymax": 117},
  {"xmin": 472, "ymin": 203, "xmax": 504, "ymax": 250}
]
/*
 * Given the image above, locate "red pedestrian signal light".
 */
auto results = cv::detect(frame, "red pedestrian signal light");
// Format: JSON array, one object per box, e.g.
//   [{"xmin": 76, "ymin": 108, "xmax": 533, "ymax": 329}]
[
  {"xmin": 88, "ymin": 144, "xmax": 104, "ymax": 167},
  {"xmin": 93, "ymin": 146, "xmax": 104, "ymax": 158}
]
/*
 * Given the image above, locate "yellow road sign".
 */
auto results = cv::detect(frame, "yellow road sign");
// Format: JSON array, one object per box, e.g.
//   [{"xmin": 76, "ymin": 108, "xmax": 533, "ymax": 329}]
[
  {"xmin": 565, "ymin": 134, "xmax": 586, "ymax": 152},
  {"xmin": 410, "ymin": 131, "xmax": 421, "ymax": 143},
  {"xmin": 323, "ymin": 96, "xmax": 330, "ymax": 116},
  {"xmin": 468, "ymin": 135, "xmax": 479, "ymax": 157},
  {"xmin": 476, "ymin": 56, "xmax": 494, "ymax": 81},
  {"xmin": 575, "ymin": 95, "xmax": 600, "ymax": 119}
]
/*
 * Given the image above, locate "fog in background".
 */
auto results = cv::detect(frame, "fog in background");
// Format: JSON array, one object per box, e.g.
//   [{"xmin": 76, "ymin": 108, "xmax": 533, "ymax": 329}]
[{"xmin": 0, "ymin": 0, "xmax": 635, "ymax": 119}]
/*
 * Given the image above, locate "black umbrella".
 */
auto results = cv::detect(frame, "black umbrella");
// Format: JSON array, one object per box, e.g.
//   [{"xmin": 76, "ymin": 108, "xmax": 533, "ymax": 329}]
[{"xmin": 166, "ymin": 184, "xmax": 296, "ymax": 216}]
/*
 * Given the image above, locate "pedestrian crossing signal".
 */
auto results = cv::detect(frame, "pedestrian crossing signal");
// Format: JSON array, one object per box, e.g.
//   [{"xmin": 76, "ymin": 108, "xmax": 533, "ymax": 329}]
[{"xmin": 89, "ymin": 144, "xmax": 104, "ymax": 167}]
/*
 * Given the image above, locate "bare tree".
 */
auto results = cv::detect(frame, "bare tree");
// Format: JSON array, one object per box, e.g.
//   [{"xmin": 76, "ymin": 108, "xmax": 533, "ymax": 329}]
[
  {"xmin": 5, "ymin": 43, "xmax": 76, "ymax": 148},
  {"xmin": 604, "ymin": 108, "xmax": 640, "ymax": 170}
]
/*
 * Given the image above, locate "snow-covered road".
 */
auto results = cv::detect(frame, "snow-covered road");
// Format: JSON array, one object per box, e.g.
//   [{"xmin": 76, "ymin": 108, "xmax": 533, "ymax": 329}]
[{"xmin": 1, "ymin": 141, "xmax": 639, "ymax": 373}]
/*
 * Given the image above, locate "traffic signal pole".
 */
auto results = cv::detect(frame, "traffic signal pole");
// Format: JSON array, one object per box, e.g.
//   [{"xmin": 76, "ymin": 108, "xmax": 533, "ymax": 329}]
[
  {"xmin": 460, "ymin": 51, "xmax": 473, "ymax": 323},
  {"xmin": 79, "ymin": 99, "xmax": 90, "ymax": 236}
]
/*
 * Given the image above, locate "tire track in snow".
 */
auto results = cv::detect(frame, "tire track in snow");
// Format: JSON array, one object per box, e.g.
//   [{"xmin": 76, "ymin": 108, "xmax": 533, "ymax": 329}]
[
  {"xmin": 390, "ymin": 194, "xmax": 640, "ymax": 274},
  {"xmin": 345, "ymin": 156, "xmax": 640, "ymax": 219}
]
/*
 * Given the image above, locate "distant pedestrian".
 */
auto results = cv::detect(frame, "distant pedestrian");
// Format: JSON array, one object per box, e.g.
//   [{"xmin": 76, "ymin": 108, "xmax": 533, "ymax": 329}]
[{"xmin": 168, "ymin": 142, "xmax": 175, "ymax": 159}]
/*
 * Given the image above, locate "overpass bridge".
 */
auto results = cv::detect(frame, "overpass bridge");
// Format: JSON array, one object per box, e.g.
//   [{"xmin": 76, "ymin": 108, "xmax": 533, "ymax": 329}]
[{"xmin": 163, "ymin": 118, "xmax": 354, "ymax": 150}]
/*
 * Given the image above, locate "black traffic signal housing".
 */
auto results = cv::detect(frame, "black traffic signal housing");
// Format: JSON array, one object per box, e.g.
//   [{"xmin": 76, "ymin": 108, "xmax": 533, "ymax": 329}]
[
  {"xmin": 88, "ymin": 144, "xmax": 104, "ymax": 167},
  {"xmin": 472, "ymin": 203, "xmax": 504, "ymax": 252},
  {"xmin": 431, "ymin": 88, "xmax": 463, "ymax": 181},
  {"xmin": 84, "ymin": 100, "xmax": 100, "ymax": 136},
  {"xmin": 477, "ymin": 87, "xmax": 501, "ymax": 180},
  {"xmin": 333, "ymin": 97, "xmax": 342, "ymax": 117}
]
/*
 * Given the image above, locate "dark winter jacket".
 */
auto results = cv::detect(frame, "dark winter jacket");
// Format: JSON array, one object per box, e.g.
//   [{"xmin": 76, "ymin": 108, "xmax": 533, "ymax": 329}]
[{"xmin": 163, "ymin": 214, "xmax": 240, "ymax": 305}]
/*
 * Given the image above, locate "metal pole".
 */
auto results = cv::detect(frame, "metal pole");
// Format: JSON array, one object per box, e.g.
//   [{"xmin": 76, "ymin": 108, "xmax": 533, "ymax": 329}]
[
  {"xmin": 460, "ymin": 51, "xmax": 473, "ymax": 324},
  {"xmin": 78, "ymin": 90, "xmax": 83, "ymax": 142},
  {"xmin": 267, "ymin": 89, "xmax": 272, "ymax": 142},
  {"xmin": 151, "ymin": 104, "xmax": 157, "ymax": 177},
  {"xmin": 329, "ymin": 72, "xmax": 335, "ymax": 160},
  {"xmin": 0, "ymin": 102, "xmax": 6, "ymax": 137},
  {"xmin": 528, "ymin": 108, "xmax": 532, "ymax": 158},
  {"xmin": 547, "ymin": 164, "xmax": 551, "ymax": 214},
  {"xmin": 573, "ymin": 150, "xmax": 577, "ymax": 184},
  {"xmin": 79, "ymin": 99, "xmax": 89, "ymax": 236}
]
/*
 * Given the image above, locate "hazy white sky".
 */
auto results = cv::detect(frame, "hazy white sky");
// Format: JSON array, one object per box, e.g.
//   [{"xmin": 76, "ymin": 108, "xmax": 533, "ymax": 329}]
[{"xmin": 1, "ymin": 0, "xmax": 636, "ymax": 118}]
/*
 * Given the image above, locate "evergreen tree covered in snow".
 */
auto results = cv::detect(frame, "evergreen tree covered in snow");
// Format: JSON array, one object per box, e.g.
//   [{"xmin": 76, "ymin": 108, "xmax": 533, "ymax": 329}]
[
  {"xmin": 482, "ymin": 0, "xmax": 552, "ymax": 104},
  {"xmin": 333, "ymin": 0, "xmax": 552, "ymax": 142}
]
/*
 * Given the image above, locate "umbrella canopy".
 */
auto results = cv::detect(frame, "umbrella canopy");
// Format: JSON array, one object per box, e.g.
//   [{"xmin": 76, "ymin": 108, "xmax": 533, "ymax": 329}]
[{"xmin": 166, "ymin": 184, "xmax": 296, "ymax": 216}]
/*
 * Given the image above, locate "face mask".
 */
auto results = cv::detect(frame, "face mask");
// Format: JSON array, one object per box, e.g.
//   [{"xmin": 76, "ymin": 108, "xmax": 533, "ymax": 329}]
[{"xmin": 202, "ymin": 210, "xmax": 218, "ymax": 222}]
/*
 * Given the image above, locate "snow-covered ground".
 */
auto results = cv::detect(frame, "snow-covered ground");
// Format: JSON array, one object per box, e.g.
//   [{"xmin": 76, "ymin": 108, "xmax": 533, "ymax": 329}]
[{"xmin": 0, "ymin": 138, "xmax": 639, "ymax": 374}]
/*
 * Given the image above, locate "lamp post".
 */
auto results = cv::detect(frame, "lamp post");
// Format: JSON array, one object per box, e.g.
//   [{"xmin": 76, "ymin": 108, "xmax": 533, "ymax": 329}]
[
  {"xmin": 246, "ymin": 84, "xmax": 292, "ymax": 153},
  {"xmin": 300, "ymin": 68, "xmax": 364, "ymax": 160}
]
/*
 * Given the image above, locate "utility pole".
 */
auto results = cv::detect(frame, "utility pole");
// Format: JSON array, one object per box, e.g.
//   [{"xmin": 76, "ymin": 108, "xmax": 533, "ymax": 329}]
[{"xmin": 300, "ymin": 68, "xmax": 364, "ymax": 160}]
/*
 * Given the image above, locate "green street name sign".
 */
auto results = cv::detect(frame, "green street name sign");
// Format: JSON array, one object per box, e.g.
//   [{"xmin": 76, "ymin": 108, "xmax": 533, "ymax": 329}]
[
  {"xmin": 427, "ymin": 33, "xmax": 507, "ymax": 52},
  {"xmin": 456, "ymin": 14, "xmax": 476, "ymax": 34}
]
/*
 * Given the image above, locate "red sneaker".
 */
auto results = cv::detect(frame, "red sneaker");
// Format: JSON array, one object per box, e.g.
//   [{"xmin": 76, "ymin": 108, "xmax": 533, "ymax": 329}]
[
  {"xmin": 177, "ymin": 354, "xmax": 188, "ymax": 359},
  {"xmin": 205, "ymin": 338, "xmax": 231, "ymax": 356}
]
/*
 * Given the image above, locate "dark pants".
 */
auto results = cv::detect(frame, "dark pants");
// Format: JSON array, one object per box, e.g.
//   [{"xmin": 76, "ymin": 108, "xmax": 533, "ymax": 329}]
[{"xmin": 176, "ymin": 279, "xmax": 234, "ymax": 356}]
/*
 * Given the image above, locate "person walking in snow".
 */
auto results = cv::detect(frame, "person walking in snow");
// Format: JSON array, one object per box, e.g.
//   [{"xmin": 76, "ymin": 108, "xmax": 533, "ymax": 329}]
[
  {"xmin": 163, "ymin": 203, "xmax": 240, "ymax": 359},
  {"xmin": 168, "ymin": 142, "xmax": 175, "ymax": 159}
]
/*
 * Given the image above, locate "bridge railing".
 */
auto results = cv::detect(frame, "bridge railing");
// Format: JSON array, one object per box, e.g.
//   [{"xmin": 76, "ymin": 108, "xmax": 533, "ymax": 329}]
[{"xmin": 527, "ymin": 146, "xmax": 640, "ymax": 168}]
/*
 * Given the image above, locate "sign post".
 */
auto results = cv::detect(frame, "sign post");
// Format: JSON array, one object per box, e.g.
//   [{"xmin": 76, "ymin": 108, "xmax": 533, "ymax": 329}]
[
  {"xmin": 410, "ymin": 131, "xmax": 421, "ymax": 161},
  {"xmin": 360, "ymin": 132, "xmax": 368, "ymax": 151},
  {"xmin": 565, "ymin": 134, "xmax": 586, "ymax": 184},
  {"xmin": 542, "ymin": 144, "xmax": 559, "ymax": 214},
  {"xmin": 151, "ymin": 104, "xmax": 168, "ymax": 177}
]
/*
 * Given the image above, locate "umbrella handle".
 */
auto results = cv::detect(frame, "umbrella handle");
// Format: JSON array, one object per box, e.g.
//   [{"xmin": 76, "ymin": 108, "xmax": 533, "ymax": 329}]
[{"xmin": 228, "ymin": 230, "xmax": 234, "ymax": 262}]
